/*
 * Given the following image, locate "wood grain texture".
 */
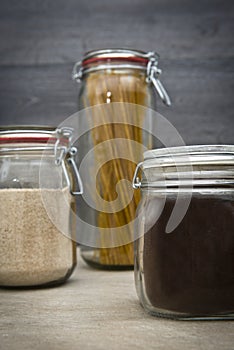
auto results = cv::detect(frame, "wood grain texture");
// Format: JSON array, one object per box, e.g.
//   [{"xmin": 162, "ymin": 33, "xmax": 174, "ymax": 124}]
[
  {"xmin": 0, "ymin": 0, "xmax": 234, "ymax": 65},
  {"xmin": 0, "ymin": 0, "xmax": 233, "ymax": 144},
  {"xmin": 0, "ymin": 250, "xmax": 234, "ymax": 350},
  {"xmin": 0, "ymin": 58, "xmax": 233, "ymax": 144}
]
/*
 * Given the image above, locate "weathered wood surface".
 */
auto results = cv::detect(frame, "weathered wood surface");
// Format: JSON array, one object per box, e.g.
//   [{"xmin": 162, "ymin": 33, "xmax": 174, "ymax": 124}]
[
  {"xmin": 0, "ymin": 250, "xmax": 234, "ymax": 350},
  {"xmin": 0, "ymin": 0, "xmax": 233, "ymax": 144}
]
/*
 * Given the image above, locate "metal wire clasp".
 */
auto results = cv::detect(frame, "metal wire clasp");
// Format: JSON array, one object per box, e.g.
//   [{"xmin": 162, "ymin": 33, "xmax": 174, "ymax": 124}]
[
  {"xmin": 62, "ymin": 147, "xmax": 84, "ymax": 196},
  {"xmin": 54, "ymin": 127, "xmax": 83, "ymax": 196},
  {"xmin": 132, "ymin": 162, "xmax": 143, "ymax": 189},
  {"xmin": 146, "ymin": 52, "xmax": 171, "ymax": 106},
  {"xmin": 72, "ymin": 61, "xmax": 83, "ymax": 82},
  {"xmin": 54, "ymin": 127, "xmax": 73, "ymax": 166}
]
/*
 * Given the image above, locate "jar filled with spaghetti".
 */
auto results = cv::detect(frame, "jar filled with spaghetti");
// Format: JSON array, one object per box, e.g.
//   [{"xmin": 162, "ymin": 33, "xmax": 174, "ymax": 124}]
[{"xmin": 73, "ymin": 48, "xmax": 171, "ymax": 269}]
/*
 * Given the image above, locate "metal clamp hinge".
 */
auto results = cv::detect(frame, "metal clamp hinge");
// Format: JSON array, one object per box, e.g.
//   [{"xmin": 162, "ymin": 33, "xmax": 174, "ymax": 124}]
[
  {"xmin": 54, "ymin": 128, "xmax": 83, "ymax": 196},
  {"xmin": 54, "ymin": 127, "xmax": 73, "ymax": 166},
  {"xmin": 132, "ymin": 162, "xmax": 143, "ymax": 189},
  {"xmin": 146, "ymin": 53, "xmax": 171, "ymax": 106},
  {"xmin": 72, "ymin": 61, "xmax": 83, "ymax": 82},
  {"xmin": 62, "ymin": 147, "xmax": 84, "ymax": 196}
]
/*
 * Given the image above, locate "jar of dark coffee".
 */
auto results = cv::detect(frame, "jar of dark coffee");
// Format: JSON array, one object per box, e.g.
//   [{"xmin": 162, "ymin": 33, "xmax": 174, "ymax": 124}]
[{"xmin": 133, "ymin": 145, "xmax": 234, "ymax": 320}]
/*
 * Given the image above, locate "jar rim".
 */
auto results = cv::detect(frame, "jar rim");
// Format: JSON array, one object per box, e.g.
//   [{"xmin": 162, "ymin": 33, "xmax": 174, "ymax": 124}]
[
  {"xmin": 142, "ymin": 145, "xmax": 234, "ymax": 169},
  {"xmin": 0, "ymin": 126, "xmax": 73, "ymax": 156},
  {"xmin": 0, "ymin": 126, "xmax": 56, "ymax": 143},
  {"xmin": 75, "ymin": 49, "xmax": 160, "ymax": 78},
  {"xmin": 82, "ymin": 48, "xmax": 158, "ymax": 67},
  {"xmin": 133, "ymin": 145, "xmax": 234, "ymax": 191},
  {"xmin": 144, "ymin": 144, "xmax": 234, "ymax": 161},
  {"xmin": 142, "ymin": 145, "xmax": 234, "ymax": 176}
]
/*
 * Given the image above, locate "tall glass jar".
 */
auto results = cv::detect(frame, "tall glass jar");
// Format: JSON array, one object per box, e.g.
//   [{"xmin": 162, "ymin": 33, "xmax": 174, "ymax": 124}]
[
  {"xmin": 133, "ymin": 145, "xmax": 234, "ymax": 320},
  {"xmin": 0, "ymin": 126, "xmax": 83, "ymax": 287},
  {"xmin": 73, "ymin": 49, "xmax": 171, "ymax": 269}
]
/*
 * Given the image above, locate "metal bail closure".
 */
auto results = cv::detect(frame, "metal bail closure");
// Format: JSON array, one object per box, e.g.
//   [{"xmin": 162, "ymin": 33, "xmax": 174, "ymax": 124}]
[
  {"xmin": 63, "ymin": 147, "xmax": 84, "ymax": 196},
  {"xmin": 72, "ymin": 61, "xmax": 83, "ymax": 82},
  {"xmin": 132, "ymin": 162, "xmax": 143, "ymax": 189},
  {"xmin": 54, "ymin": 127, "xmax": 83, "ymax": 196},
  {"xmin": 146, "ymin": 53, "xmax": 171, "ymax": 106}
]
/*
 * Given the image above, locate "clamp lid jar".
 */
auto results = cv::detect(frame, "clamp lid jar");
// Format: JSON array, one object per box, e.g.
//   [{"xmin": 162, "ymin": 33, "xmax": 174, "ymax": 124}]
[
  {"xmin": 0, "ymin": 126, "xmax": 83, "ymax": 287},
  {"xmin": 133, "ymin": 145, "xmax": 234, "ymax": 320},
  {"xmin": 73, "ymin": 48, "xmax": 171, "ymax": 270}
]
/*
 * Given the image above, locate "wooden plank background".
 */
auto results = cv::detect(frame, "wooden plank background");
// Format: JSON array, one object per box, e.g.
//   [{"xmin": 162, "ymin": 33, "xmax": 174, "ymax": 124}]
[{"xmin": 0, "ymin": 0, "xmax": 233, "ymax": 145}]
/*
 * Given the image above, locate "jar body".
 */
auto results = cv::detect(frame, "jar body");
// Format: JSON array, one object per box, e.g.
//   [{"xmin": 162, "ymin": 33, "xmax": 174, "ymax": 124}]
[
  {"xmin": 78, "ymin": 67, "xmax": 156, "ymax": 269},
  {"xmin": 0, "ymin": 129, "xmax": 77, "ymax": 287},
  {"xmin": 134, "ymin": 145, "xmax": 234, "ymax": 319}
]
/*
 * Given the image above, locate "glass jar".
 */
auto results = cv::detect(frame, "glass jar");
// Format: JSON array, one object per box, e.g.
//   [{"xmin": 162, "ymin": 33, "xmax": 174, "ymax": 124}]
[
  {"xmin": 133, "ymin": 145, "xmax": 234, "ymax": 320},
  {"xmin": 73, "ymin": 48, "xmax": 171, "ymax": 269},
  {"xmin": 0, "ymin": 126, "xmax": 83, "ymax": 287}
]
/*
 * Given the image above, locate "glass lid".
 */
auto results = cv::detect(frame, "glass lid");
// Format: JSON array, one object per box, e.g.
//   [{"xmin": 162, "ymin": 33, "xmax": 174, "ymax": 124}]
[
  {"xmin": 0, "ymin": 126, "xmax": 74, "ymax": 156},
  {"xmin": 133, "ymin": 145, "xmax": 234, "ymax": 190},
  {"xmin": 143, "ymin": 145, "xmax": 234, "ymax": 168}
]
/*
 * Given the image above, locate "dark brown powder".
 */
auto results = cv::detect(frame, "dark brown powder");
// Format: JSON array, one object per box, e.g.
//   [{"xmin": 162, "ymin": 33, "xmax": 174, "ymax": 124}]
[{"xmin": 143, "ymin": 195, "xmax": 234, "ymax": 315}]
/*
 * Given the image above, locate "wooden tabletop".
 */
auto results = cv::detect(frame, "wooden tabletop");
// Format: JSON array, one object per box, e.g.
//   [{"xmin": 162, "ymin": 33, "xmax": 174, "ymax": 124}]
[
  {"xmin": 0, "ymin": 0, "xmax": 233, "ymax": 148},
  {"xmin": 0, "ymin": 249, "xmax": 233, "ymax": 350}
]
